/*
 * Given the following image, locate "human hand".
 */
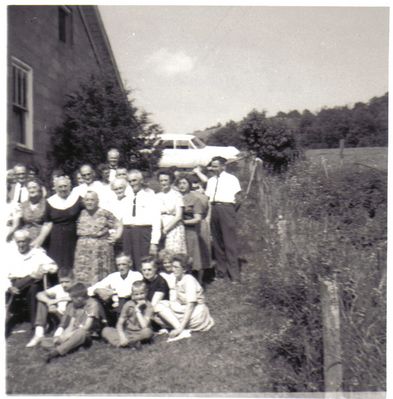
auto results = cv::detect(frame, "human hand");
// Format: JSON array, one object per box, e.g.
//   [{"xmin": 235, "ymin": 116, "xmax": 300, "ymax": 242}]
[
  {"xmin": 48, "ymin": 304, "xmax": 58, "ymax": 313},
  {"xmin": 149, "ymin": 244, "xmax": 158, "ymax": 256},
  {"xmin": 95, "ymin": 288, "xmax": 113, "ymax": 302},
  {"xmin": 8, "ymin": 286, "xmax": 20, "ymax": 295}
]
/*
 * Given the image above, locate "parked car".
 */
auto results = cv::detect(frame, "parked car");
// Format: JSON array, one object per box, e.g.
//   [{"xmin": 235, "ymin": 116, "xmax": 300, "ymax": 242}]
[{"xmin": 150, "ymin": 134, "xmax": 241, "ymax": 169}]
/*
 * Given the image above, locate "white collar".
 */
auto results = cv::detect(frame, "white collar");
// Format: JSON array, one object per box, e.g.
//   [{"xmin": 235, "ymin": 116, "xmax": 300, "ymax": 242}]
[{"xmin": 47, "ymin": 189, "xmax": 81, "ymax": 210}]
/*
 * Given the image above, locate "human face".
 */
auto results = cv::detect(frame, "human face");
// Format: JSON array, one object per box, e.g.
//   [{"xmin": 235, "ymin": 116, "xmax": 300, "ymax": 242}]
[
  {"xmin": 56, "ymin": 180, "xmax": 71, "ymax": 199},
  {"xmin": 162, "ymin": 258, "xmax": 173, "ymax": 273},
  {"xmin": 131, "ymin": 286, "xmax": 146, "ymax": 303},
  {"xmin": 210, "ymin": 160, "xmax": 225, "ymax": 176},
  {"xmin": 15, "ymin": 236, "xmax": 31, "ymax": 254},
  {"xmin": 141, "ymin": 262, "xmax": 157, "ymax": 281},
  {"xmin": 116, "ymin": 257, "xmax": 130, "ymax": 277},
  {"xmin": 14, "ymin": 166, "xmax": 27, "ymax": 185},
  {"xmin": 80, "ymin": 166, "xmax": 94, "ymax": 185},
  {"xmin": 27, "ymin": 181, "xmax": 42, "ymax": 200},
  {"xmin": 107, "ymin": 152, "xmax": 119, "ymax": 167},
  {"xmin": 172, "ymin": 260, "xmax": 185, "ymax": 280},
  {"xmin": 84, "ymin": 193, "xmax": 99, "ymax": 211},
  {"xmin": 177, "ymin": 178, "xmax": 190, "ymax": 194},
  {"xmin": 159, "ymin": 174, "xmax": 171, "ymax": 192},
  {"xmin": 76, "ymin": 172, "xmax": 85, "ymax": 186},
  {"xmin": 116, "ymin": 168, "xmax": 128, "ymax": 180},
  {"xmin": 59, "ymin": 278, "xmax": 73, "ymax": 292},
  {"xmin": 112, "ymin": 183, "xmax": 126, "ymax": 199},
  {"xmin": 128, "ymin": 174, "xmax": 142, "ymax": 193},
  {"xmin": 71, "ymin": 295, "xmax": 87, "ymax": 309},
  {"xmin": 101, "ymin": 168, "xmax": 110, "ymax": 182}
]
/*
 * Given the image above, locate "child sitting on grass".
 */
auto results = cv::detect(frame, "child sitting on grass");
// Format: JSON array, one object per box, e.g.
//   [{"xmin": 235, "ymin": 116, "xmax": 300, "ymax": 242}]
[
  {"xmin": 42, "ymin": 283, "xmax": 102, "ymax": 363},
  {"xmin": 101, "ymin": 280, "xmax": 153, "ymax": 348},
  {"xmin": 26, "ymin": 269, "xmax": 73, "ymax": 348}
]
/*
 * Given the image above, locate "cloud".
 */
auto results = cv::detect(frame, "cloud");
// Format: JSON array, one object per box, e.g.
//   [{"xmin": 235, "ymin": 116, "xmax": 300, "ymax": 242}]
[{"xmin": 147, "ymin": 48, "xmax": 195, "ymax": 76}]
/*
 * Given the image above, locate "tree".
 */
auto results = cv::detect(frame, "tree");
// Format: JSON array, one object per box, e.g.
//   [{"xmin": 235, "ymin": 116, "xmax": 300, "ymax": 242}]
[
  {"xmin": 49, "ymin": 73, "xmax": 162, "ymax": 176},
  {"xmin": 240, "ymin": 110, "xmax": 299, "ymax": 173}
]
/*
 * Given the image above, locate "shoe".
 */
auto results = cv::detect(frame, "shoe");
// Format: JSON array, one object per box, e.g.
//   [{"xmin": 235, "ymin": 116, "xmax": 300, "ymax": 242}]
[
  {"xmin": 26, "ymin": 335, "xmax": 42, "ymax": 348},
  {"xmin": 156, "ymin": 328, "xmax": 169, "ymax": 335},
  {"xmin": 167, "ymin": 329, "xmax": 192, "ymax": 343}
]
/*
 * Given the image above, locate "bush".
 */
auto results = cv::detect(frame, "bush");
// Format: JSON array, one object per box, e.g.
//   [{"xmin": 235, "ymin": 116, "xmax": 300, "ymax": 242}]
[{"xmin": 49, "ymin": 73, "xmax": 162, "ymax": 176}]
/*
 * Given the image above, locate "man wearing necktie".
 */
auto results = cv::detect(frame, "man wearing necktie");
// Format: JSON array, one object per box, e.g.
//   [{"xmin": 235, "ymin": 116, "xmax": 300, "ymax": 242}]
[
  {"xmin": 121, "ymin": 170, "xmax": 161, "ymax": 271},
  {"xmin": 10, "ymin": 163, "xmax": 29, "ymax": 203},
  {"xmin": 107, "ymin": 148, "xmax": 120, "ymax": 183},
  {"xmin": 206, "ymin": 156, "xmax": 242, "ymax": 284}
]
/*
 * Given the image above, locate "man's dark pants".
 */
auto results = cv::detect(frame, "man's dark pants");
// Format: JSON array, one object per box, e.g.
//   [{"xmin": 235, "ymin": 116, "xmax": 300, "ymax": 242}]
[
  {"xmin": 210, "ymin": 203, "xmax": 240, "ymax": 282},
  {"xmin": 122, "ymin": 225, "xmax": 151, "ymax": 271}
]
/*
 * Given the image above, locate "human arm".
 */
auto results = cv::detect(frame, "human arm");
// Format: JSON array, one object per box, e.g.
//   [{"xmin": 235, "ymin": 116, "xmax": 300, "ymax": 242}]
[
  {"xmin": 6, "ymin": 210, "xmax": 21, "ymax": 242},
  {"xmin": 30, "ymin": 221, "xmax": 53, "ymax": 248},
  {"xmin": 135, "ymin": 302, "xmax": 152, "ymax": 329},
  {"xmin": 162, "ymin": 203, "xmax": 183, "ymax": 235},
  {"xmin": 151, "ymin": 291, "xmax": 164, "ymax": 308},
  {"xmin": 106, "ymin": 211, "xmax": 123, "ymax": 244},
  {"xmin": 183, "ymin": 213, "xmax": 202, "ymax": 226},
  {"xmin": 192, "ymin": 166, "xmax": 208, "ymax": 183}
]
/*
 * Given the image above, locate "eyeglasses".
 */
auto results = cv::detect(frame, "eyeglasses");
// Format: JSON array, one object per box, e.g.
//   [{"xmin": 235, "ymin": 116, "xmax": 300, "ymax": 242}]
[
  {"xmin": 81, "ymin": 173, "xmax": 92, "ymax": 177},
  {"xmin": 128, "ymin": 179, "xmax": 139, "ymax": 182}
]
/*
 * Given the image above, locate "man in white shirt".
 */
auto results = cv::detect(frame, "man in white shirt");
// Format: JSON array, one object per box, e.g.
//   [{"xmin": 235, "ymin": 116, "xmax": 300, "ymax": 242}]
[
  {"xmin": 6, "ymin": 229, "xmax": 58, "ymax": 333},
  {"xmin": 107, "ymin": 148, "xmax": 120, "ymax": 182},
  {"xmin": 88, "ymin": 253, "xmax": 143, "ymax": 324},
  {"xmin": 205, "ymin": 156, "xmax": 242, "ymax": 283},
  {"xmin": 122, "ymin": 170, "xmax": 161, "ymax": 271},
  {"xmin": 8, "ymin": 163, "xmax": 29, "ymax": 204}
]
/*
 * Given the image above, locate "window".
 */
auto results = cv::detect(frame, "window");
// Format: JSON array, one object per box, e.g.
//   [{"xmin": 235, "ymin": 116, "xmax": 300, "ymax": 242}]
[
  {"xmin": 175, "ymin": 140, "xmax": 191, "ymax": 149},
  {"xmin": 191, "ymin": 137, "xmax": 206, "ymax": 149},
  {"xmin": 11, "ymin": 58, "xmax": 33, "ymax": 149},
  {"xmin": 158, "ymin": 140, "xmax": 174, "ymax": 149},
  {"xmin": 58, "ymin": 6, "xmax": 73, "ymax": 43}
]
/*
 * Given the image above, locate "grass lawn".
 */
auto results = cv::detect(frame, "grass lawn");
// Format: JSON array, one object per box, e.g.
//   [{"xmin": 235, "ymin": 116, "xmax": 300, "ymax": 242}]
[
  {"xmin": 6, "ymin": 187, "xmax": 276, "ymax": 395},
  {"xmin": 305, "ymin": 146, "xmax": 388, "ymax": 171}
]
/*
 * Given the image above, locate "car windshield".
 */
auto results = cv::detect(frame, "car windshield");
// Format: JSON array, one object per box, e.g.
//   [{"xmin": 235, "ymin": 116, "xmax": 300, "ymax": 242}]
[{"xmin": 191, "ymin": 137, "xmax": 206, "ymax": 149}]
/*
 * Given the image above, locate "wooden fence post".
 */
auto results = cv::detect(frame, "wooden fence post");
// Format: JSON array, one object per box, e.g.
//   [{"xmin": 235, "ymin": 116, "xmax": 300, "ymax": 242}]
[{"xmin": 320, "ymin": 276, "xmax": 343, "ymax": 393}]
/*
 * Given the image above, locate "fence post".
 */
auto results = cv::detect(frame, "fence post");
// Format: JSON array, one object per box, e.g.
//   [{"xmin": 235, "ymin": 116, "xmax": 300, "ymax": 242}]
[{"xmin": 320, "ymin": 276, "xmax": 343, "ymax": 393}]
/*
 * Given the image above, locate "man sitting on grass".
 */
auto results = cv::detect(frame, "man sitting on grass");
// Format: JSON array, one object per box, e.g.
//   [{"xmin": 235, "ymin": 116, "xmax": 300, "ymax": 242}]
[
  {"xmin": 101, "ymin": 280, "xmax": 153, "ymax": 348},
  {"xmin": 26, "ymin": 269, "xmax": 73, "ymax": 348},
  {"xmin": 87, "ymin": 253, "xmax": 143, "ymax": 325},
  {"xmin": 42, "ymin": 283, "xmax": 102, "ymax": 363}
]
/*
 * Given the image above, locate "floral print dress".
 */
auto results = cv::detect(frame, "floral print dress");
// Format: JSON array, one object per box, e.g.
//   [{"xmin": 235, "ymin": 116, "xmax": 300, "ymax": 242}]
[{"xmin": 73, "ymin": 208, "xmax": 118, "ymax": 285}]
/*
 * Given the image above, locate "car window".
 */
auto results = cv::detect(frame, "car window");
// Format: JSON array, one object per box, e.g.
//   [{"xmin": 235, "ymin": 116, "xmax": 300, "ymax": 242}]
[
  {"xmin": 191, "ymin": 137, "xmax": 206, "ymax": 149},
  {"xmin": 159, "ymin": 140, "xmax": 174, "ymax": 149},
  {"xmin": 175, "ymin": 140, "xmax": 191, "ymax": 149}
]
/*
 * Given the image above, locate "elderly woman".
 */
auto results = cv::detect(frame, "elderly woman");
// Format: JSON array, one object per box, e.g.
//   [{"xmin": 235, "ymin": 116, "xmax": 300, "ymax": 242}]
[
  {"xmin": 73, "ymin": 191, "xmax": 123, "ymax": 285},
  {"xmin": 156, "ymin": 169, "xmax": 187, "ymax": 254},
  {"xmin": 34, "ymin": 176, "xmax": 83, "ymax": 273},
  {"xmin": 176, "ymin": 174, "xmax": 205, "ymax": 282},
  {"xmin": 156, "ymin": 253, "xmax": 214, "ymax": 339},
  {"xmin": 7, "ymin": 179, "xmax": 47, "ymax": 243}
]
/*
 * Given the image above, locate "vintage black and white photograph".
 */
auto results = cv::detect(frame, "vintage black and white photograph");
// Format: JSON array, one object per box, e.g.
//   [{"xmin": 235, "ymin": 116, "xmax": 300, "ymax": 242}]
[{"xmin": 4, "ymin": 2, "xmax": 388, "ymax": 397}]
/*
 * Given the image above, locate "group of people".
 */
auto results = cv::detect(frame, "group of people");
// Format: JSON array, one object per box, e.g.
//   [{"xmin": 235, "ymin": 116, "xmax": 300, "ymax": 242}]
[{"xmin": 6, "ymin": 148, "xmax": 243, "ymax": 362}]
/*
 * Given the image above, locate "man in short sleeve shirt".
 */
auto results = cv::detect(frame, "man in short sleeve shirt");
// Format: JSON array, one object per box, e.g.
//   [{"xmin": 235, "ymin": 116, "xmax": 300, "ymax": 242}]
[{"xmin": 205, "ymin": 156, "xmax": 242, "ymax": 283}]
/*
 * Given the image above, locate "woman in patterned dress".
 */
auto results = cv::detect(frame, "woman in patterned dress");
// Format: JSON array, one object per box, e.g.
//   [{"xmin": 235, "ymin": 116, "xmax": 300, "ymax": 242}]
[
  {"xmin": 155, "ymin": 170, "xmax": 187, "ymax": 254},
  {"xmin": 73, "ymin": 190, "xmax": 123, "ymax": 285}
]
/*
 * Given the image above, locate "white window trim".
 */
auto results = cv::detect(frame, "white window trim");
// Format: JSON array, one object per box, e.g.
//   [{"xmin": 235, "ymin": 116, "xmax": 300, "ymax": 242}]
[{"xmin": 11, "ymin": 57, "xmax": 33, "ymax": 150}]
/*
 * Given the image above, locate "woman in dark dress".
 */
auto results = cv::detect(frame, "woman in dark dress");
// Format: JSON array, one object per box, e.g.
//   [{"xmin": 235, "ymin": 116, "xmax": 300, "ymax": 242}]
[{"xmin": 34, "ymin": 176, "xmax": 83, "ymax": 273}]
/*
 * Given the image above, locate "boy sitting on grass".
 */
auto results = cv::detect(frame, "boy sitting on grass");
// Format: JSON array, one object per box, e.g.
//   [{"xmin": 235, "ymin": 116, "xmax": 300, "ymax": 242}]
[
  {"xmin": 26, "ymin": 269, "xmax": 73, "ymax": 348},
  {"xmin": 102, "ymin": 280, "xmax": 153, "ymax": 349},
  {"xmin": 42, "ymin": 283, "xmax": 102, "ymax": 363}
]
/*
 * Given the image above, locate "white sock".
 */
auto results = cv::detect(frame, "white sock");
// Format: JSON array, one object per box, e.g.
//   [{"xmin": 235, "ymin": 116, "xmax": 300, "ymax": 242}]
[{"xmin": 35, "ymin": 326, "xmax": 44, "ymax": 337}]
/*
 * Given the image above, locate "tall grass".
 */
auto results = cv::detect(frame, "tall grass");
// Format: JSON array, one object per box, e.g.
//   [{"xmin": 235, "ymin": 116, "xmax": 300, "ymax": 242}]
[{"xmin": 247, "ymin": 156, "xmax": 386, "ymax": 392}]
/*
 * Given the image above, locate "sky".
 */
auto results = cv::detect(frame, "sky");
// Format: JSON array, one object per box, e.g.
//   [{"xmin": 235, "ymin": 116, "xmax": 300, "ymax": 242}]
[{"xmin": 101, "ymin": 7, "xmax": 387, "ymax": 134}]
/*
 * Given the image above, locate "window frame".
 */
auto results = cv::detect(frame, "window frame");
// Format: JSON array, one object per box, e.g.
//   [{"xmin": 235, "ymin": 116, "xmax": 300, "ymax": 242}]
[{"xmin": 11, "ymin": 57, "xmax": 34, "ymax": 150}]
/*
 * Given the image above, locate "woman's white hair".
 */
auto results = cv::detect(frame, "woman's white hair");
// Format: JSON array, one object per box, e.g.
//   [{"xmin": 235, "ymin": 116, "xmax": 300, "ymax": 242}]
[{"xmin": 53, "ymin": 175, "xmax": 72, "ymax": 188}]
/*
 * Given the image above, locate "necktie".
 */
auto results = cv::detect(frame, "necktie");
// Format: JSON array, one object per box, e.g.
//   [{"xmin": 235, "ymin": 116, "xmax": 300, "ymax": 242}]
[
  {"xmin": 132, "ymin": 195, "xmax": 136, "ymax": 217},
  {"xmin": 17, "ymin": 184, "xmax": 23, "ymax": 203},
  {"xmin": 212, "ymin": 176, "xmax": 219, "ymax": 203}
]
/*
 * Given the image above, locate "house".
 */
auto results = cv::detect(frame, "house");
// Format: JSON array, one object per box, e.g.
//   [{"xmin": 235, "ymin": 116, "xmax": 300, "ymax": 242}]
[{"xmin": 7, "ymin": 5, "xmax": 123, "ymax": 171}]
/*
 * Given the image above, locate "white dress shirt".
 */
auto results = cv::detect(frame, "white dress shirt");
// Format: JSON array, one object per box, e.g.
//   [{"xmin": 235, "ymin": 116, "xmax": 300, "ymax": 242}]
[
  {"xmin": 7, "ymin": 247, "xmax": 58, "ymax": 288},
  {"xmin": 205, "ymin": 171, "xmax": 242, "ymax": 204},
  {"xmin": 88, "ymin": 270, "xmax": 143, "ymax": 298},
  {"xmin": 123, "ymin": 188, "xmax": 161, "ymax": 245}
]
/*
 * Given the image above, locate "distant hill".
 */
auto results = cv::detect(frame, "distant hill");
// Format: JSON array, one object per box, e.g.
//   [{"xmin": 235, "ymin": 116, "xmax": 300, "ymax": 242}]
[{"xmin": 193, "ymin": 125, "xmax": 222, "ymax": 142}]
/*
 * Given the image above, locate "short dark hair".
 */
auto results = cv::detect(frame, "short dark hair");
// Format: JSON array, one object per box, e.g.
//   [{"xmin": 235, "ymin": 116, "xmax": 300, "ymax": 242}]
[
  {"xmin": 157, "ymin": 168, "xmax": 175, "ymax": 183},
  {"xmin": 140, "ymin": 256, "xmax": 158, "ymax": 269},
  {"xmin": 172, "ymin": 253, "xmax": 193, "ymax": 273},
  {"xmin": 211, "ymin": 156, "xmax": 227, "ymax": 165},
  {"xmin": 132, "ymin": 280, "xmax": 146, "ymax": 292},
  {"xmin": 175, "ymin": 173, "xmax": 193, "ymax": 190},
  {"xmin": 69, "ymin": 283, "xmax": 88, "ymax": 298}
]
